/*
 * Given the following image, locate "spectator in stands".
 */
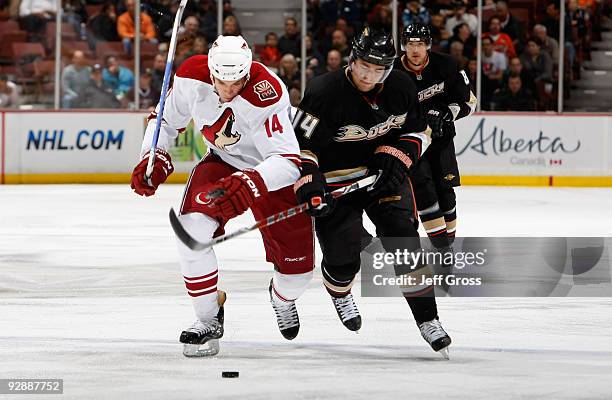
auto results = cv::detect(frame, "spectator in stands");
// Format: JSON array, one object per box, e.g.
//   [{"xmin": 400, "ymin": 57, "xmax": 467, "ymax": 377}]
[
  {"xmin": 480, "ymin": 36, "xmax": 506, "ymax": 110},
  {"xmin": 568, "ymin": 0, "xmax": 589, "ymax": 38},
  {"xmin": 288, "ymin": 87, "xmax": 301, "ymax": 107},
  {"xmin": 89, "ymin": 1, "xmax": 120, "ymax": 44},
  {"xmin": 491, "ymin": 72, "xmax": 535, "ymax": 111},
  {"xmin": 324, "ymin": 48, "xmax": 343, "ymax": 73},
  {"xmin": 484, "ymin": 16, "xmax": 516, "ymax": 60},
  {"xmin": 334, "ymin": 17, "xmax": 355, "ymax": 42},
  {"xmin": 306, "ymin": 57, "xmax": 320, "ymax": 81},
  {"xmin": 367, "ymin": 3, "xmax": 392, "ymax": 31},
  {"xmin": 448, "ymin": 22, "xmax": 476, "ymax": 58},
  {"xmin": 150, "ymin": 54, "xmax": 165, "ymax": 95},
  {"xmin": 449, "ymin": 41, "xmax": 468, "ymax": 70},
  {"xmin": 320, "ymin": 0, "xmax": 362, "ymax": 32},
  {"xmin": 177, "ymin": 35, "xmax": 208, "ymax": 64},
  {"xmin": 176, "ymin": 16, "xmax": 203, "ymax": 59},
  {"xmin": 520, "ymin": 37, "xmax": 553, "ymax": 83},
  {"xmin": 117, "ymin": 0, "xmax": 158, "ymax": 56},
  {"xmin": 533, "ymin": 24, "xmax": 559, "ymax": 64},
  {"xmin": 0, "ymin": 74, "xmax": 20, "ymax": 108},
  {"xmin": 156, "ymin": 1, "xmax": 180, "ymax": 44},
  {"xmin": 331, "ymin": 29, "xmax": 351, "ymax": 62},
  {"xmin": 482, "ymin": 36, "xmax": 506, "ymax": 80},
  {"xmin": 541, "ymin": 1, "xmax": 576, "ymax": 70},
  {"xmin": 305, "ymin": 33, "xmax": 323, "ymax": 66},
  {"xmin": 62, "ymin": 50, "xmax": 91, "ymax": 108},
  {"xmin": 278, "ymin": 53, "xmax": 300, "ymax": 92},
  {"xmin": 402, "ymin": 0, "xmax": 430, "ymax": 27},
  {"xmin": 495, "ymin": 1, "xmax": 524, "ymax": 43},
  {"xmin": 126, "ymin": 68, "xmax": 159, "ymax": 110},
  {"xmin": 505, "ymin": 56, "xmax": 535, "ymax": 95},
  {"xmin": 63, "ymin": 0, "xmax": 87, "ymax": 39},
  {"xmin": 75, "ymin": 64, "xmax": 121, "ymax": 108},
  {"xmin": 430, "ymin": 13, "xmax": 450, "ymax": 47},
  {"xmin": 542, "ymin": 1, "xmax": 560, "ymax": 38},
  {"xmin": 466, "ymin": 57, "xmax": 477, "ymax": 93},
  {"xmin": 259, "ymin": 32, "xmax": 282, "ymax": 68},
  {"xmin": 18, "ymin": 0, "xmax": 56, "ymax": 38},
  {"xmin": 445, "ymin": 0, "xmax": 477, "ymax": 35},
  {"xmin": 192, "ymin": 0, "xmax": 218, "ymax": 43},
  {"xmin": 102, "ymin": 56, "xmax": 134, "ymax": 100},
  {"xmin": 278, "ymin": 17, "xmax": 300, "ymax": 57},
  {"xmin": 222, "ymin": 14, "xmax": 241, "ymax": 36}
]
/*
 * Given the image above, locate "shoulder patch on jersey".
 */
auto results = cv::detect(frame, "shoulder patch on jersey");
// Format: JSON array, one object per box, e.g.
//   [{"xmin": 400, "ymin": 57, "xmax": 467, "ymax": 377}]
[
  {"xmin": 240, "ymin": 62, "xmax": 284, "ymax": 107},
  {"xmin": 253, "ymin": 80, "xmax": 279, "ymax": 102},
  {"xmin": 176, "ymin": 55, "xmax": 212, "ymax": 85}
]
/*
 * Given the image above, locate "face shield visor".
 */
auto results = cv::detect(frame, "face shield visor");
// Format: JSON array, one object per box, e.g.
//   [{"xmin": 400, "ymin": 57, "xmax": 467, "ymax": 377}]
[{"xmin": 348, "ymin": 52, "xmax": 394, "ymax": 84}]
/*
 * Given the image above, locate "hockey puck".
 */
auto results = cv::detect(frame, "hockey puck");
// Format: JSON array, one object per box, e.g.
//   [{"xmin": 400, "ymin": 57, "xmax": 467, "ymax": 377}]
[{"xmin": 222, "ymin": 371, "xmax": 239, "ymax": 378}]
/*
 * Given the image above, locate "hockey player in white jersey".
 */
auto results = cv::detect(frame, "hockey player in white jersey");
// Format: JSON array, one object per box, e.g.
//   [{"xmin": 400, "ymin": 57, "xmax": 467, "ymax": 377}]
[{"xmin": 130, "ymin": 36, "xmax": 314, "ymax": 357}]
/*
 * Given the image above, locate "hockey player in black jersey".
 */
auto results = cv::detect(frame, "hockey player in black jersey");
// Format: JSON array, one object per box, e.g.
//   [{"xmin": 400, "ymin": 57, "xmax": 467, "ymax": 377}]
[
  {"xmin": 293, "ymin": 27, "xmax": 451, "ymax": 358},
  {"xmin": 397, "ymin": 23, "xmax": 477, "ymax": 251}
]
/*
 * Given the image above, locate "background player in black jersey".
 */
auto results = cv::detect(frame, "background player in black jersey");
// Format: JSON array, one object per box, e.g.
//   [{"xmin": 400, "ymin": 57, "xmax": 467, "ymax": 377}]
[
  {"xmin": 292, "ymin": 27, "xmax": 451, "ymax": 358},
  {"xmin": 397, "ymin": 23, "xmax": 477, "ymax": 252}
]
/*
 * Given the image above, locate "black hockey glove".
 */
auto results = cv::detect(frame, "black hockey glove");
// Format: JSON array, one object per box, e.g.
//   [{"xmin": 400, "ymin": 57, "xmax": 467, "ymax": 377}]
[
  {"xmin": 425, "ymin": 106, "xmax": 454, "ymax": 139},
  {"xmin": 294, "ymin": 163, "xmax": 335, "ymax": 217},
  {"xmin": 368, "ymin": 145, "xmax": 414, "ymax": 195}
]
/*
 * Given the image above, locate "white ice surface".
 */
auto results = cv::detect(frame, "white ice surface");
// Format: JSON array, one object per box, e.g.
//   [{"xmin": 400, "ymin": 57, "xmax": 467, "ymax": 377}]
[{"xmin": 1, "ymin": 185, "xmax": 612, "ymax": 399}]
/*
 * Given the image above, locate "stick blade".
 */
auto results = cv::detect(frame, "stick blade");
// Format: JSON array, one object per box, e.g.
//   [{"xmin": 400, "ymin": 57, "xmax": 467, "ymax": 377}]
[{"xmin": 168, "ymin": 208, "xmax": 210, "ymax": 251}]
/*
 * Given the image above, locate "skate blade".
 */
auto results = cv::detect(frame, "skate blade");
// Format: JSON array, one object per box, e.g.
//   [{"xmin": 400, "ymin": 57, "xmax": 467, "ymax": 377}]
[
  {"xmin": 183, "ymin": 339, "xmax": 220, "ymax": 357},
  {"xmin": 437, "ymin": 346, "xmax": 450, "ymax": 360}
]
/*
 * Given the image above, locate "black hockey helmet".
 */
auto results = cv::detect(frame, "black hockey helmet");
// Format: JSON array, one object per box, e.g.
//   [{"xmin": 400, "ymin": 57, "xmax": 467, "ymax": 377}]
[
  {"xmin": 349, "ymin": 27, "xmax": 396, "ymax": 82},
  {"xmin": 401, "ymin": 23, "xmax": 432, "ymax": 50},
  {"xmin": 350, "ymin": 26, "xmax": 396, "ymax": 67}
]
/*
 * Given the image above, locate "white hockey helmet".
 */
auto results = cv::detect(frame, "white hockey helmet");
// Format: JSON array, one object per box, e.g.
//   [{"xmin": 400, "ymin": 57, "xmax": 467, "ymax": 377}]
[{"xmin": 208, "ymin": 35, "xmax": 252, "ymax": 81}]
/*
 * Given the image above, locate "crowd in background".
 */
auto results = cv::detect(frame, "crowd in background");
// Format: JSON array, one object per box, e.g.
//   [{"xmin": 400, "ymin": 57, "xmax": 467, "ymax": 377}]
[{"xmin": 0, "ymin": 0, "xmax": 609, "ymax": 111}]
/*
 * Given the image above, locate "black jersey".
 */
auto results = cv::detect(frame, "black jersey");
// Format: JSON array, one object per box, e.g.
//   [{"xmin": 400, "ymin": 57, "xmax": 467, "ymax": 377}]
[
  {"xmin": 293, "ymin": 68, "xmax": 430, "ymax": 183},
  {"xmin": 394, "ymin": 51, "xmax": 476, "ymax": 122}
]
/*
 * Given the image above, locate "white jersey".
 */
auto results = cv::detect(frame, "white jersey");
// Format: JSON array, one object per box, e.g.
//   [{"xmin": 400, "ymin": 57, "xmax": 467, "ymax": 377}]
[{"xmin": 141, "ymin": 55, "xmax": 301, "ymax": 191}]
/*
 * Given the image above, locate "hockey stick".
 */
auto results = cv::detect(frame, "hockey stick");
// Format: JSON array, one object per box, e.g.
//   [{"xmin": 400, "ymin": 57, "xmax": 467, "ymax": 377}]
[
  {"xmin": 144, "ymin": 0, "xmax": 189, "ymax": 185},
  {"xmin": 169, "ymin": 174, "xmax": 378, "ymax": 251}
]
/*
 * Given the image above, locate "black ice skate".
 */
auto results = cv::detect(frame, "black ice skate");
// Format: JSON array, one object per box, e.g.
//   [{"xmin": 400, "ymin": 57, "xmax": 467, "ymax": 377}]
[
  {"xmin": 418, "ymin": 318, "xmax": 452, "ymax": 359},
  {"xmin": 180, "ymin": 291, "xmax": 226, "ymax": 357},
  {"xmin": 269, "ymin": 280, "xmax": 300, "ymax": 340},
  {"xmin": 331, "ymin": 293, "xmax": 362, "ymax": 332}
]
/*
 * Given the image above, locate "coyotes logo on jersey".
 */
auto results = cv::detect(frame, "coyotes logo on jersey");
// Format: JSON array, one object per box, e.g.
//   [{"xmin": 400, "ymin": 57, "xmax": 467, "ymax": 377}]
[
  {"xmin": 201, "ymin": 108, "xmax": 241, "ymax": 150},
  {"xmin": 253, "ymin": 80, "xmax": 278, "ymax": 102}
]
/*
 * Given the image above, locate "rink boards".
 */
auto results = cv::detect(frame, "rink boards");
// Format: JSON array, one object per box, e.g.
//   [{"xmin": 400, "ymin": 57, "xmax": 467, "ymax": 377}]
[{"xmin": 1, "ymin": 110, "xmax": 611, "ymax": 186}]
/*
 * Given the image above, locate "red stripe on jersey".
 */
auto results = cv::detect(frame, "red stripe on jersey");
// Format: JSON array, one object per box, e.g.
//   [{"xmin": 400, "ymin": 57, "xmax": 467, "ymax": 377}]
[
  {"xmin": 184, "ymin": 275, "xmax": 218, "ymax": 291},
  {"xmin": 281, "ymin": 154, "xmax": 301, "ymax": 167},
  {"xmin": 184, "ymin": 270, "xmax": 217, "ymax": 282},
  {"xmin": 272, "ymin": 284, "xmax": 293, "ymax": 302},
  {"xmin": 187, "ymin": 287, "xmax": 217, "ymax": 297},
  {"xmin": 300, "ymin": 159, "xmax": 318, "ymax": 166},
  {"xmin": 429, "ymin": 228, "xmax": 448, "ymax": 237}
]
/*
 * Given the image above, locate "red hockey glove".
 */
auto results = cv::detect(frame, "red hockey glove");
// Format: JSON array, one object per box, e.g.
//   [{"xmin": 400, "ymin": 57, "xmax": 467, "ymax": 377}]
[
  {"xmin": 131, "ymin": 148, "xmax": 174, "ymax": 196},
  {"xmin": 206, "ymin": 169, "xmax": 268, "ymax": 220}
]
